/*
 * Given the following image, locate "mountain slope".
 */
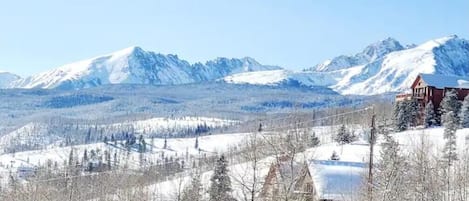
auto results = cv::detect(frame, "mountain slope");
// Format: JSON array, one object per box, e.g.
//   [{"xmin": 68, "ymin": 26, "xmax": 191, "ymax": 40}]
[
  {"xmin": 332, "ymin": 35, "xmax": 469, "ymax": 94},
  {"xmin": 0, "ymin": 71, "xmax": 20, "ymax": 88},
  {"xmin": 223, "ymin": 35, "xmax": 469, "ymax": 95},
  {"xmin": 7, "ymin": 35, "xmax": 469, "ymax": 95},
  {"xmin": 12, "ymin": 47, "xmax": 280, "ymax": 90},
  {"xmin": 310, "ymin": 37, "xmax": 405, "ymax": 72}
]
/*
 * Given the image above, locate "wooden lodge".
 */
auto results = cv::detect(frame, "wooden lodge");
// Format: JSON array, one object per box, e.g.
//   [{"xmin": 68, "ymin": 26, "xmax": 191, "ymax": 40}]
[{"xmin": 397, "ymin": 74, "xmax": 469, "ymax": 111}]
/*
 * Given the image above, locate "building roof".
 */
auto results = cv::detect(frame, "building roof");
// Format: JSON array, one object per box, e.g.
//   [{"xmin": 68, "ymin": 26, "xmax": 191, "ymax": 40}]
[
  {"xmin": 308, "ymin": 160, "xmax": 366, "ymax": 201},
  {"xmin": 419, "ymin": 74, "xmax": 469, "ymax": 89}
]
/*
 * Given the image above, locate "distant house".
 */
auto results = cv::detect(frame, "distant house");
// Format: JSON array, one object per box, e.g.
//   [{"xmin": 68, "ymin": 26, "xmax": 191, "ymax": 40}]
[
  {"xmin": 410, "ymin": 74, "xmax": 469, "ymax": 109},
  {"xmin": 260, "ymin": 158, "xmax": 366, "ymax": 201},
  {"xmin": 260, "ymin": 158, "xmax": 316, "ymax": 201}
]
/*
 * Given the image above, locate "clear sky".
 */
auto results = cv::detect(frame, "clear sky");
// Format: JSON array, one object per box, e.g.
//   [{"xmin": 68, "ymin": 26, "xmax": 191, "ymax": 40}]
[{"xmin": 0, "ymin": 0, "xmax": 468, "ymax": 76}]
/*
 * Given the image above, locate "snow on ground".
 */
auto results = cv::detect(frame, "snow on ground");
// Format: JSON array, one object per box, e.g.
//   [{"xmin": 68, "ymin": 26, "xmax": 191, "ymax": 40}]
[
  {"xmin": 0, "ymin": 116, "xmax": 237, "ymax": 154},
  {"xmin": 0, "ymin": 132, "xmax": 250, "ymax": 170},
  {"xmin": 147, "ymin": 155, "xmax": 276, "ymax": 200},
  {"xmin": 2, "ymin": 124, "xmax": 469, "ymax": 200},
  {"xmin": 222, "ymin": 70, "xmax": 290, "ymax": 85},
  {"xmin": 392, "ymin": 127, "xmax": 469, "ymax": 154},
  {"xmin": 113, "ymin": 116, "xmax": 238, "ymax": 134}
]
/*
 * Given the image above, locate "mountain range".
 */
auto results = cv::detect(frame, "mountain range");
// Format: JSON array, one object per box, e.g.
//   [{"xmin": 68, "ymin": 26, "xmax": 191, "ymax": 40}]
[{"xmin": 1, "ymin": 35, "xmax": 468, "ymax": 95}]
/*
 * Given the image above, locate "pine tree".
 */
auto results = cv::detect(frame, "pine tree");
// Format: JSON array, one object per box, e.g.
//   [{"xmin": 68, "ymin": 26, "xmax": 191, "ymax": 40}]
[
  {"xmin": 330, "ymin": 150, "xmax": 340, "ymax": 160},
  {"xmin": 335, "ymin": 125, "xmax": 355, "ymax": 144},
  {"xmin": 394, "ymin": 101, "xmax": 408, "ymax": 131},
  {"xmin": 310, "ymin": 132, "xmax": 320, "ymax": 147},
  {"xmin": 406, "ymin": 98, "xmax": 419, "ymax": 127},
  {"xmin": 460, "ymin": 94, "xmax": 469, "ymax": 128},
  {"xmin": 182, "ymin": 172, "xmax": 203, "ymax": 201},
  {"xmin": 68, "ymin": 149, "xmax": 74, "ymax": 167},
  {"xmin": 83, "ymin": 149, "xmax": 88, "ymax": 165},
  {"xmin": 258, "ymin": 123, "xmax": 263, "ymax": 132},
  {"xmin": 442, "ymin": 111, "xmax": 458, "ymax": 166},
  {"xmin": 163, "ymin": 136, "xmax": 168, "ymax": 149},
  {"xmin": 440, "ymin": 89, "xmax": 461, "ymax": 124},
  {"xmin": 209, "ymin": 155, "xmax": 235, "ymax": 201},
  {"xmin": 424, "ymin": 101, "xmax": 437, "ymax": 128},
  {"xmin": 195, "ymin": 137, "xmax": 199, "ymax": 149}
]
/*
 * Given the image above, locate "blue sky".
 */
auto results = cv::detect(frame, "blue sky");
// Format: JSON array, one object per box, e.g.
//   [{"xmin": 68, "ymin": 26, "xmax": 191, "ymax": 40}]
[{"xmin": 0, "ymin": 0, "xmax": 468, "ymax": 76}]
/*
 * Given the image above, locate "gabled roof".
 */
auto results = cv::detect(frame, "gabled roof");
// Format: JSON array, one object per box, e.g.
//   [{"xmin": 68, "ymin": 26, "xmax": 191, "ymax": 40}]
[
  {"xmin": 308, "ymin": 160, "xmax": 366, "ymax": 200},
  {"xmin": 415, "ymin": 74, "xmax": 469, "ymax": 89}
]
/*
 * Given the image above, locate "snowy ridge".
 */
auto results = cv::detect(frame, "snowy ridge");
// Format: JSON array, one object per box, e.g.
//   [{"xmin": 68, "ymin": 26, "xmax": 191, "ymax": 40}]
[
  {"xmin": 4, "ymin": 35, "xmax": 469, "ymax": 95},
  {"xmin": 10, "ymin": 47, "xmax": 280, "ymax": 90},
  {"xmin": 0, "ymin": 116, "xmax": 237, "ymax": 154},
  {"xmin": 311, "ymin": 37, "xmax": 405, "ymax": 72},
  {"xmin": 222, "ymin": 70, "xmax": 290, "ymax": 85},
  {"xmin": 223, "ymin": 35, "xmax": 469, "ymax": 95},
  {"xmin": 332, "ymin": 35, "xmax": 469, "ymax": 94},
  {"xmin": 0, "ymin": 71, "xmax": 20, "ymax": 88}
]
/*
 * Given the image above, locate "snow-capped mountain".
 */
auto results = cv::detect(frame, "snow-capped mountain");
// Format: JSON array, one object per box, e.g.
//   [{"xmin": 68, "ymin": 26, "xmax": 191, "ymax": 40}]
[
  {"xmin": 310, "ymin": 37, "xmax": 405, "ymax": 72},
  {"xmin": 11, "ymin": 47, "xmax": 280, "ymax": 90},
  {"xmin": 0, "ymin": 71, "xmax": 20, "ymax": 88},
  {"xmin": 330, "ymin": 35, "xmax": 469, "ymax": 95},
  {"xmin": 225, "ymin": 35, "xmax": 469, "ymax": 95},
  {"xmin": 4, "ymin": 35, "xmax": 469, "ymax": 95}
]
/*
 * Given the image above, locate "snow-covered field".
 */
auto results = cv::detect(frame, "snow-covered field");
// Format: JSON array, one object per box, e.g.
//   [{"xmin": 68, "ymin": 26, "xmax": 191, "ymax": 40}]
[
  {"xmin": 0, "ymin": 116, "xmax": 237, "ymax": 154},
  {"xmin": 2, "ymin": 124, "xmax": 469, "ymax": 200},
  {"xmin": 0, "ymin": 132, "xmax": 249, "ymax": 171},
  {"xmin": 144, "ymin": 127, "xmax": 469, "ymax": 200}
]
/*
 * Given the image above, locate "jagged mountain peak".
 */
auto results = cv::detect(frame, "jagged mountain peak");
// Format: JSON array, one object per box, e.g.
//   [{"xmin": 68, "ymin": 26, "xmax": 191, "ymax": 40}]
[
  {"xmin": 231, "ymin": 35, "xmax": 468, "ymax": 95},
  {"xmin": 0, "ymin": 71, "xmax": 20, "ymax": 88},
  {"xmin": 360, "ymin": 37, "xmax": 404, "ymax": 60},
  {"xmin": 9, "ymin": 47, "xmax": 280, "ymax": 89},
  {"xmin": 310, "ymin": 37, "xmax": 405, "ymax": 72},
  {"xmin": 418, "ymin": 34, "xmax": 466, "ymax": 50}
]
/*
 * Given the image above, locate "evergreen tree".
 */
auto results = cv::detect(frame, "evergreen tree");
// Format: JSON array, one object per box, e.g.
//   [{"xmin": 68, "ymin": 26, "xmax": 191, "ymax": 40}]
[
  {"xmin": 68, "ymin": 149, "xmax": 74, "ymax": 167},
  {"xmin": 209, "ymin": 155, "xmax": 235, "ymax": 201},
  {"xmin": 163, "ymin": 136, "xmax": 168, "ymax": 149},
  {"xmin": 442, "ymin": 111, "xmax": 458, "ymax": 166},
  {"xmin": 440, "ymin": 89, "xmax": 461, "ymax": 124},
  {"xmin": 424, "ymin": 101, "xmax": 437, "ymax": 128},
  {"xmin": 182, "ymin": 172, "xmax": 203, "ymax": 201},
  {"xmin": 460, "ymin": 94, "xmax": 469, "ymax": 128},
  {"xmin": 83, "ymin": 149, "xmax": 88, "ymax": 165},
  {"xmin": 406, "ymin": 98, "xmax": 419, "ymax": 127},
  {"xmin": 258, "ymin": 123, "xmax": 263, "ymax": 132},
  {"xmin": 394, "ymin": 101, "xmax": 408, "ymax": 131},
  {"xmin": 103, "ymin": 136, "xmax": 108, "ymax": 144},
  {"xmin": 85, "ymin": 128, "xmax": 92, "ymax": 143},
  {"xmin": 195, "ymin": 137, "xmax": 199, "ymax": 149},
  {"xmin": 334, "ymin": 125, "xmax": 356, "ymax": 144},
  {"xmin": 310, "ymin": 132, "xmax": 320, "ymax": 147},
  {"xmin": 330, "ymin": 150, "xmax": 340, "ymax": 160}
]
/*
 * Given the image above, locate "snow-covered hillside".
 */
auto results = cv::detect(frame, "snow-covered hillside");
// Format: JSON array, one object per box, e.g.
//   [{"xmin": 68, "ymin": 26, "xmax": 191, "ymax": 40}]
[
  {"xmin": 224, "ymin": 35, "xmax": 469, "ymax": 95},
  {"xmin": 4, "ymin": 35, "xmax": 468, "ymax": 95},
  {"xmin": 311, "ymin": 37, "xmax": 405, "ymax": 72},
  {"xmin": 139, "ymin": 127, "xmax": 469, "ymax": 200},
  {"xmin": 10, "ymin": 47, "xmax": 280, "ymax": 90},
  {"xmin": 330, "ymin": 35, "xmax": 469, "ymax": 95},
  {"xmin": 0, "ymin": 71, "xmax": 20, "ymax": 88},
  {"xmin": 0, "ymin": 116, "xmax": 237, "ymax": 154}
]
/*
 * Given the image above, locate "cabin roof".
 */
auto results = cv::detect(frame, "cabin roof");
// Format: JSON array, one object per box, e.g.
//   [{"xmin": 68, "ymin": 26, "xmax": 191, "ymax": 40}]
[
  {"xmin": 414, "ymin": 74, "xmax": 469, "ymax": 89},
  {"xmin": 308, "ymin": 160, "xmax": 366, "ymax": 200}
]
